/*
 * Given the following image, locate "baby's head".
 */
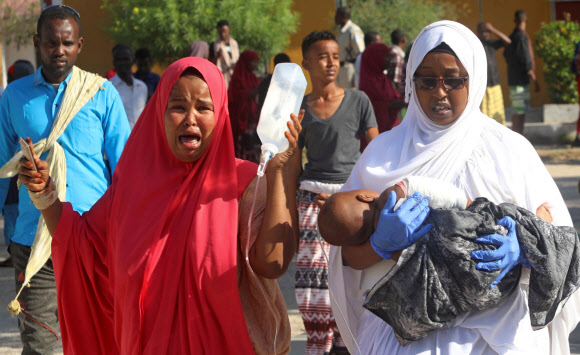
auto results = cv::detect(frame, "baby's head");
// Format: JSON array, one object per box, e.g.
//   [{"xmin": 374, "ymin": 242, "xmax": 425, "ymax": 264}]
[{"xmin": 319, "ymin": 185, "xmax": 405, "ymax": 246}]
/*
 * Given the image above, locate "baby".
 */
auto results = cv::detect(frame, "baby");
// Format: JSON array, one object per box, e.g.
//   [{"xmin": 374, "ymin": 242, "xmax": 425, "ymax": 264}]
[
  {"xmin": 319, "ymin": 176, "xmax": 551, "ymax": 268},
  {"xmin": 318, "ymin": 176, "xmax": 578, "ymax": 345}
]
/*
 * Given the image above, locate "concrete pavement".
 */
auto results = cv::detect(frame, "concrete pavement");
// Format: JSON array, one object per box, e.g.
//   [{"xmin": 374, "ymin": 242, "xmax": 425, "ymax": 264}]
[{"xmin": 0, "ymin": 147, "xmax": 579, "ymax": 354}]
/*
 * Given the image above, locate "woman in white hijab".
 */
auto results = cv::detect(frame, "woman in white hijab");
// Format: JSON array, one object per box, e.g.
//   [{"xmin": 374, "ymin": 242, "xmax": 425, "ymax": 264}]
[{"xmin": 328, "ymin": 20, "xmax": 578, "ymax": 354}]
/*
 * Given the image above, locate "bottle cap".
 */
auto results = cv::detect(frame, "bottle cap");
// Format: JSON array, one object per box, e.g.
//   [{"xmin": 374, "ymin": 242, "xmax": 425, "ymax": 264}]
[{"xmin": 260, "ymin": 143, "xmax": 279, "ymax": 157}]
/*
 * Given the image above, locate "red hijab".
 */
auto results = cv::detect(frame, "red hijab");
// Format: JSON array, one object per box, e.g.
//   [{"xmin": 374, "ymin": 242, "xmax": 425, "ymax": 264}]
[
  {"xmin": 359, "ymin": 42, "xmax": 402, "ymax": 134},
  {"xmin": 228, "ymin": 50, "xmax": 260, "ymax": 146},
  {"xmin": 229, "ymin": 50, "xmax": 260, "ymax": 92},
  {"xmin": 52, "ymin": 57, "xmax": 257, "ymax": 354}
]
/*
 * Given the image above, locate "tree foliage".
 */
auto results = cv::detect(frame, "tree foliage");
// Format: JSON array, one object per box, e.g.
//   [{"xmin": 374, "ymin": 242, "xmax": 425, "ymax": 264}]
[
  {"xmin": 348, "ymin": 0, "xmax": 461, "ymax": 43},
  {"xmin": 0, "ymin": 0, "xmax": 41, "ymax": 47},
  {"xmin": 102, "ymin": 0, "xmax": 299, "ymax": 64},
  {"xmin": 535, "ymin": 20, "xmax": 580, "ymax": 104}
]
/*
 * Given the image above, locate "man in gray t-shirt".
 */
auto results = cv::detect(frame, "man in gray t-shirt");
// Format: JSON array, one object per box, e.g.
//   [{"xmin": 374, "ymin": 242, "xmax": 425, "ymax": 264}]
[
  {"xmin": 292, "ymin": 30, "xmax": 377, "ymax": 354},
  {"xmin": 298, "ymin": 89, "xmax": 376, "ymax": 183}
]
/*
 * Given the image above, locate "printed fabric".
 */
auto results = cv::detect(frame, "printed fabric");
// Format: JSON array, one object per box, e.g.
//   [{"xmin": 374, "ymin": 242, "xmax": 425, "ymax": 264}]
[
  {"xmin": 296, "ymin": 188, "xmax": 348, "ymax": 354},
  {"xmin": 480, "ymin": 84, "xmax": 506, "ymax": 125}
]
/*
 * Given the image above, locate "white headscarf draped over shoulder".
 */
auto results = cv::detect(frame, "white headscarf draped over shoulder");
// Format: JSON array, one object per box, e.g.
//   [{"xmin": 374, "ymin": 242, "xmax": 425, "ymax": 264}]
[{"xmin": 331, "ymin": 21, "xmax": 576, "ymax": 355}]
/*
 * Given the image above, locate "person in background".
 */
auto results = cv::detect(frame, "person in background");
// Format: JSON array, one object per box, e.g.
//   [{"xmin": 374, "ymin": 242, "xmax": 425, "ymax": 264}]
[
  {"xmin": 387, "ymin": 29, "xmax": 407, "ymax": 96},
  {"xmin": 256, "ymin": 52, "xmax": 291, "ymax": 113},
  {"xmin": 0, "ymin": 60, "xmax": 35, "ymax": 268},
  {"xmin": 355, "ymin": 31, "xmax": 381, "ymax": 88},
  {"xmin": 360, "ymin": 42, "xmax": 402, "ymax": 142},
  {"xmin": 0, "ymin": 5, "xmax": 130, "ymax": 353},
  {"xmin": 212, "ymin": 19, "xmax": 239, "ymax": 88},
  {"xmin": 110, "ymin": 44, "xmax": 148, "ymax": 129},
  {"xmin": 405, "ymin": 41, "xmax": 414, "ymax": 64},
  {"xmin": 293, "ymin": 30, "xmax": 378, "ymax": 354},
  {"xmin": 504, "ymin": 9, "xmax": 540, "ymax": 135},
  {"xmin": 134, "ymin": 47, "xmax": 161, "ymax": 100},
  {"xmin": 228, "ymin": 50, "xmax": 261, "ymax": 161},
  {"xmin": 8, "ymin": 61, "xmax": 34, "ymax": 84},
  {"xmin": 571, "ymin": 40, "xmax": 580, "ymax": 146},
  {"xmin": 335, "ymin": 6, "xmax": 365, "ymax": 89},
  {"xmin": 478, "ymin": 22, "xmax": 511, "ymax": 125},
  {"xmin": 187, "ymin": 40, "xmax": 209, "ymax": 60},
  {"xmin": 104, "ymin": 68, "xmax": 116, "ymax": 80}
]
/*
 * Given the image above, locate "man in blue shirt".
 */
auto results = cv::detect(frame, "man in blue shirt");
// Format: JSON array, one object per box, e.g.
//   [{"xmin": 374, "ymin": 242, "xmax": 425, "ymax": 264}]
[
  {"xmin": 0, "ymin": 5, "xmax": 130, "ymax": 353},
  {"xmin": 134, "ymin": 47, "xmax": 160, "ymax": 100}
]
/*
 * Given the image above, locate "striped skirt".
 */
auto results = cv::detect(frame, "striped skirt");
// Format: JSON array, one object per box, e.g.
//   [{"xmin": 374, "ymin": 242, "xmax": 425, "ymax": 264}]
[{"xmin": 295, "ymin": 188, "xmax": 349, "ymax": 354}]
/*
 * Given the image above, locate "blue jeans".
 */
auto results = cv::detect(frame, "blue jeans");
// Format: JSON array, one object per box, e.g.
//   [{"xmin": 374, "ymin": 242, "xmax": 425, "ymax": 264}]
[{"xmin": 2, "ymin": 203, "xmax": 18, "ymax": 246}]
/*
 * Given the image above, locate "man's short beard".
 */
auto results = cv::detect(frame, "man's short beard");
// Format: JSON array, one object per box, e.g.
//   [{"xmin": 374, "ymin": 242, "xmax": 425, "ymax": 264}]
[{"xmin": 43, "ymin": 63, "xmax": 73, "ymax": 81}]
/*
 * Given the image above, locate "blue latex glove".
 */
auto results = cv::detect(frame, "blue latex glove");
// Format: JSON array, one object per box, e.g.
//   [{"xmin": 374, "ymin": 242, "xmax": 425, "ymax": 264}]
[
  {"xmin": 471, "ymin": 216, "xmax": 530, "ymax": 289},
  {"xmin": 370, "ymin": 191, "xmax": 432, "ymax": 260}
]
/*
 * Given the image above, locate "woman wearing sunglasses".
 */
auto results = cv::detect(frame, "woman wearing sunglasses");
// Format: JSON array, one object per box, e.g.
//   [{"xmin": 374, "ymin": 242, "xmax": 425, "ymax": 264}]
[{"xmin": 327, "ymin": 21, "xmax": 578, "ymax": 354}]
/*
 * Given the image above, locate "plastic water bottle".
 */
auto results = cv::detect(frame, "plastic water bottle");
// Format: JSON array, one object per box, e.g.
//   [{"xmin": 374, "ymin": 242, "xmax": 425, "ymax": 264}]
[{"xmin": 256, "ymin": 63, "xmax": 307, "ymax": 176}]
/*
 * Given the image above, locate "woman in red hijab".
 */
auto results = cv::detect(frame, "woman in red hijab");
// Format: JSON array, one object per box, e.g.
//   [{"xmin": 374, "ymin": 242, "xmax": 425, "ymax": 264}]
[
  {"xmin": 228, "ymin": 50, "xmax": 261, "ymax": 161},
  {"xmin": 18, "ymin": 57, "xmax": 303, "ymax": 355},
  {"xmin": 359, "ymin": 42, "xmax": 402, "ymax": 149}
]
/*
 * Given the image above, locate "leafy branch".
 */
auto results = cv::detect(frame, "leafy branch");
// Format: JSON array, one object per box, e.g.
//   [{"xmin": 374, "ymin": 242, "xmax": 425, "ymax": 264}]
[{"xmin": 0, "ymin": 0, "xmax": 41, "ymax": 47}]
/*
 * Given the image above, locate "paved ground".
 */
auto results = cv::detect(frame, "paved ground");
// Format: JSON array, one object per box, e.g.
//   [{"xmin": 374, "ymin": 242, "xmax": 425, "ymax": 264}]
[{"xmin": 0, "ymin": 146, "xmax": 579, "ymax": 354}]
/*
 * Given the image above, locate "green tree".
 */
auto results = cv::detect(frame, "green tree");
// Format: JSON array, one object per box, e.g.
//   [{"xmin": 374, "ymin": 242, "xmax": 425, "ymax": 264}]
[
  {"xmin": 0, "ymin": 0, "xmax": 41, "ymax": 47},
  {"xmin": 535, "ymin": 20, "xmax": 580, "ymax": 104},
  {"xmin": 349, "ymin": 0, "xmax": 460, "ymax": 44},
  {"xmin": 102, "ymin": 0, "xmax": 299, "ymax": 64}
]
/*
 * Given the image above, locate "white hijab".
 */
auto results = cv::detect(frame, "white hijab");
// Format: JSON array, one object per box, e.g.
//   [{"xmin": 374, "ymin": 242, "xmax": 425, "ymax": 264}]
[
  {"xmin": 329, "ymin": 21, "xmax": 576, "ymax": 354},
  {"xmin": 345, "ymin": 20, "xmax": 489, "ymax": 191}
]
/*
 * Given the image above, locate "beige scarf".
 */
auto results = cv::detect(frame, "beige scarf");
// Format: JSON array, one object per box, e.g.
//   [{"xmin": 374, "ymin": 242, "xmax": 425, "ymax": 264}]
[{"xmin": 0, "ymin": 66, "xmax": 106, "ymax": 315}]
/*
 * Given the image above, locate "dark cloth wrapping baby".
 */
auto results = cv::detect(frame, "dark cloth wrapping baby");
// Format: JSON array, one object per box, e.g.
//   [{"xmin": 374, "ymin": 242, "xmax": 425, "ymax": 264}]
[{"xmin": 363, "ymin": 198, "xmax": 580, "ymax": 345}]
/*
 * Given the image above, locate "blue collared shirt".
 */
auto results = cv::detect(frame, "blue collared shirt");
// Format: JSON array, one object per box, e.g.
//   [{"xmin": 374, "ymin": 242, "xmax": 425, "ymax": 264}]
[
  {"xmin": 0, "ymin": 67, "xmax": 130, "ymax": 246},
  {"xmin": 133, "ymin": 71, "xmax": 160, "ymax": 98}
]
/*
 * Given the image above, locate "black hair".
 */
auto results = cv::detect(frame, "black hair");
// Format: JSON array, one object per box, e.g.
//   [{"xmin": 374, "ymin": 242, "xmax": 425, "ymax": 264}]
[
  {"xmin": 37, "ymin": 5, "xmax": 81, "ymax": 38},
  {"xmin": 364, "ymin": 32, "xmax": 380, "ymax": 47},
  {"xmin": 217, "ymin": 19, "xmax": 230, "ymax": 28},
  {"xmin": 515, "ymin": 10, "xmax": 526, "ymax": 23},
  {"xmin": 135, "ymin": 48, "xmax": 151, "ymax": 60},
  {"xmin": 302, "ymin": 31, "xmax": 337, "ymax": 57},
  {"xmin": 336, "ymin": 6, "xmax": 351, "ymax": 19},
  {"xmin": 428, "ymin": 42, "xmax": 457, "ymax": 57},
  {"xmin": 405, "ymin": 41, "xmax": 413, "ymax": 59},
  {"xmin": 181, "ymin": 67, "xmax": 204, "ymax": 79},
  {"xmin": 391, "ymin": 29, "xmax": 406, "ymax": 45},
  {"xmin": 273, "ymin": 53, "xmax": 291, "ymax": 65},
  {"xmin": 112, "ymin": 44, "xmax": 132, "ymax": 57},
  {"xmin": 9, "ymin": 60, "xmax": 35, "ymax": 83}
]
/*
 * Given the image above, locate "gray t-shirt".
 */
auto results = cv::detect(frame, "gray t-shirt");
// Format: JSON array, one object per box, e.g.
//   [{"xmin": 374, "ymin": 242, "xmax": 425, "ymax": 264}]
[{"xmin": 298, "ymin": 89, "xmax": 377, "ymax": 183}]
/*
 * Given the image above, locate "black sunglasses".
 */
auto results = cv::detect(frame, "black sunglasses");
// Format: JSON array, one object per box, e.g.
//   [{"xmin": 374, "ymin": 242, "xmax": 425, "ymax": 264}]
[
  {"xmin": 413, "ymin": 76, "xmax": 469, "ymax": 91},
  {"xmin": 42, "ymin": 5, "xmax": 80, "ymax": 19}
]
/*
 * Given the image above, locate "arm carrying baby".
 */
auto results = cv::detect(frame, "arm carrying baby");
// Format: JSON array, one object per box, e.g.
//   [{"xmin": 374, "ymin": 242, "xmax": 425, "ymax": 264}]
[{"xmin": 318, "ymin": 176, "xmax": 580, "ymax": 345}]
